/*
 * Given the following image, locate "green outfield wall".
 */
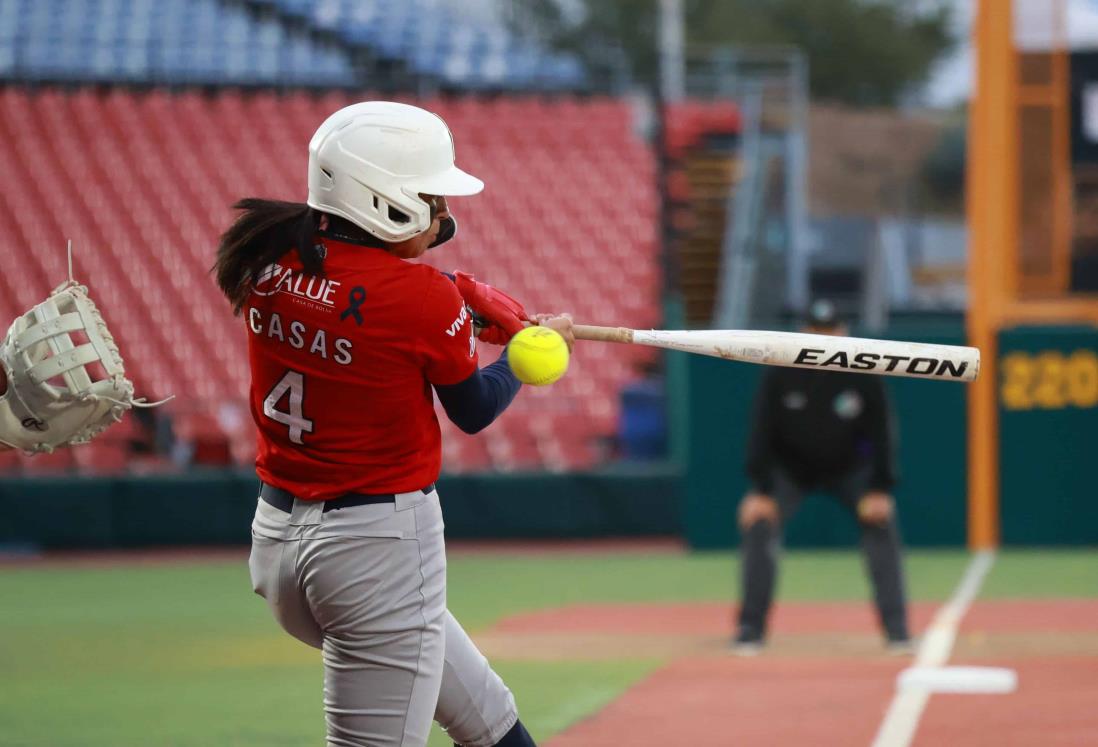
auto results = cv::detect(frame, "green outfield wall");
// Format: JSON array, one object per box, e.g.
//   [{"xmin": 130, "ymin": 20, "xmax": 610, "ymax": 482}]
[
  {"xmin": 1, "ymin": 325, "xmax": 1093, "ymax": 551},
  {"xmin": 678, "ymin": 323, "xmax": 1098, "ymax": 549},
  {"xmin": 998, "ymin": 326, "xmax": 1098, "ymax": 544},
  {"xmin": 678, "ymin": 328, "xmax": 970, "ymax": 549},
  {"xmin": 0, "ymin": 465, "xmax": 681, "ymax": 550}
]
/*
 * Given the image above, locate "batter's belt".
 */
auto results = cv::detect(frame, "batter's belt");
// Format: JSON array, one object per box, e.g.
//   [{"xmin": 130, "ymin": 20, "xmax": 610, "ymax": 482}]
[{"xmin": 260, "ymin": 482, "xmax": 436, "ymax": 514}]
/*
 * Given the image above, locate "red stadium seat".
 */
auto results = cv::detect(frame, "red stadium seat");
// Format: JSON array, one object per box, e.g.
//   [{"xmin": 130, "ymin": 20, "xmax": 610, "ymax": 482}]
[
  {"xmin": 72, "ymin": 441, "xmax": 132, "ymax": 475},
  {"xmin": 0, "ymin": 448, "xmax": 22, "ymax": 475},
  {"xmin": 439, "ymin": 424, "xmax": 493, "ymax": 474},
  {"xmin": 18, "ymin": 448, "xmax": 77, "ymax": 475},
  {"xmin": 0, "ymin": 89, "xmax": 666, "ymax": 472},
  {"xmin": 174, "ymin": 411, "xmax": 234, "ymax": 467}
]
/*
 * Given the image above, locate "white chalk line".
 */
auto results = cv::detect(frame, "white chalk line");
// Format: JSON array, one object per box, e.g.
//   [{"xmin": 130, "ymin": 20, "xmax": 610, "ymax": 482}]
[{"xmin": 869, "ymin": 550, "xmax": 997, "ymax": 747}]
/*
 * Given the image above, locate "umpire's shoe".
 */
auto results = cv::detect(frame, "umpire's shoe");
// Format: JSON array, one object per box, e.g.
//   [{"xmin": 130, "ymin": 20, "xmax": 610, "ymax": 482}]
[
  {"xmin": 731, "ymin": 625, "xmax": 765, "ymax": 657},
  {"xmin": 886, "ymin": 634, "xmax": 915, "ymax": 656}
]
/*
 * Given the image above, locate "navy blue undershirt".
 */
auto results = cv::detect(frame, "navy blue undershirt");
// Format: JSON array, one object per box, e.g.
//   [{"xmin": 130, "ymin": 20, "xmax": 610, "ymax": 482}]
[{"xmin": 434, "ymin": 350, "xmax": 522, "ymax": 434}]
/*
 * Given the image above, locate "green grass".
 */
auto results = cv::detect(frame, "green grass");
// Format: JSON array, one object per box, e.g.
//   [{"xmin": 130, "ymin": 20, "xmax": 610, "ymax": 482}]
[
  {"xmin": 463, "ymin": 660, "xmax": 661, "ymax": 745},
  {"xmin": 981, "ymin": 548, "xmax": 1098, "ymax": 598},
  {"xmin": 0, "ymin": 548, "xmax": 1092, "ymax": 746}
]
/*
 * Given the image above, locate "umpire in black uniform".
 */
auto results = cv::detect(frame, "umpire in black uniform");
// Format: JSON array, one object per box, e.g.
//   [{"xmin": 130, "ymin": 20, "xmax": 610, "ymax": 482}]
[{"xmin": 733, "ymin": 300, "xmax": 911, "ymax": 654}]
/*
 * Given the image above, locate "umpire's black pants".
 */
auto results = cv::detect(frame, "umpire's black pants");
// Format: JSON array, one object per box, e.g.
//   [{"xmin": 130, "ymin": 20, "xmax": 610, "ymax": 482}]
[{"xmin": 736, "ymin": 465, "xmax": 910, "ymax": 641}]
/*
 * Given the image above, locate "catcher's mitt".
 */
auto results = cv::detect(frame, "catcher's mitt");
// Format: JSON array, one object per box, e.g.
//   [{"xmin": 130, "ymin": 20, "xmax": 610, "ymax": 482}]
[{"xmin": 0, "ymin": 270, "xmax": 165, "ymax": 454}]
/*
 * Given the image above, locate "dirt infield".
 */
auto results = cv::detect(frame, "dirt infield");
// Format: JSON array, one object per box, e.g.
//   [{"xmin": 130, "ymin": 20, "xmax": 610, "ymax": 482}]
[
  {"xmin": 916, "ymin": 657, "xmax": 1098, "ymax": 746},
  {"xmin": 479, "ymin": 601, "xmax": 941, "ymax": 662},
  {"xmin": 550, "ymin": 656, "xmax": 902, "ymax": 746},
  {"xmin": 472, "ymin": 599, "xmax": 1098, "ymax": 746}
]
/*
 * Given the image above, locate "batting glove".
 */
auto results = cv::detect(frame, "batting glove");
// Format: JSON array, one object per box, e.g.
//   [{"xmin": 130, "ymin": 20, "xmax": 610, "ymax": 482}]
[{"xmin": 451, "ymin": 271, "xmax": 530, "ymax": 345}]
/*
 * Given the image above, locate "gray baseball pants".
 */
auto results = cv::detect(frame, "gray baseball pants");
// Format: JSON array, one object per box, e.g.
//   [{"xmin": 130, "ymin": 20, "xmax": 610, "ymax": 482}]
[{"xmin": 249, "ymin": 486, "xmax": 518, "ymax": 747}]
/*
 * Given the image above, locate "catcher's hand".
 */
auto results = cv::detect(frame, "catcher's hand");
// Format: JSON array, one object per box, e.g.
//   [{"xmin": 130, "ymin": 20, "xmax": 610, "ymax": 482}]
[
  {"xmin": 451, "ymin": 271, "xmax": 531, "ymax": 345},
  {"xmin": 0, "ymin": 279, "xmax": 159, "ymax": 453}
]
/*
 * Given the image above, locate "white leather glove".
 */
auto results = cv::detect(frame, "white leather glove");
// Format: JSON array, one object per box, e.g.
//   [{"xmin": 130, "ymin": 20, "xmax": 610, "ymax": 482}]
[{"xmin": 0, "ymin": 280, "xmax": 163, "ymax": 453}]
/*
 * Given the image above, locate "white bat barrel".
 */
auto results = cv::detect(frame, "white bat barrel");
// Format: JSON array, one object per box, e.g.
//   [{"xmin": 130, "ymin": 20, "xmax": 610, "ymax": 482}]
[{"xmin": 631, "ymin": 330, "xmax": 980, "ymax": 382}]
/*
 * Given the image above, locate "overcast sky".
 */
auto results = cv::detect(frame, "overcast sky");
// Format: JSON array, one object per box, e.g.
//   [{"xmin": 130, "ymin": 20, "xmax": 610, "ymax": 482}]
[{"xmin": 925, "ymin": 0, "xmax": 1098, "ymax": 106}]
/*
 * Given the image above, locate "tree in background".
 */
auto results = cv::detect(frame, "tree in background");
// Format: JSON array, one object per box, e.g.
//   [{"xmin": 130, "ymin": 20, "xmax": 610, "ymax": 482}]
[
  {"xmin": 919, "ymin": 113, "xmax": 966, "ymax": 214},
  {"xmin": 517, "ymin": 0, "xmax": 954, "ymax": 106}
]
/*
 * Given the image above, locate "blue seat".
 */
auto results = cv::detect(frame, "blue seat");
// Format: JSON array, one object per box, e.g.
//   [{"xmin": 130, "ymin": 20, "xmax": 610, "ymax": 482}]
[
  {"xmin": 268, "ymin": 0, "xmax": 587, "ymax": 90},
  {"xmin": 4, "ymin": 0, "xmax": 583, "ymax": 90},
  {"xmin": 6, "ymin": 0, "xmax": 356, "ymax": 85}
]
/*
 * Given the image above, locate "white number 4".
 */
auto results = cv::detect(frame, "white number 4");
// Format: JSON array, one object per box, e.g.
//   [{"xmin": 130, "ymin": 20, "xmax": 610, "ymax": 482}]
[{"xmin": 263, "ymin": 370, "xmax": 314, "ymax": 444}]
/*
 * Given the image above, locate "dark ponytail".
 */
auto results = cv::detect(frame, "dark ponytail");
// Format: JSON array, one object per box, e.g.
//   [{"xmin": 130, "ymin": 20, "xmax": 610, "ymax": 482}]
[{"xmin": 213, "ymin": 198, "xmax": 324, "ymax": 315}]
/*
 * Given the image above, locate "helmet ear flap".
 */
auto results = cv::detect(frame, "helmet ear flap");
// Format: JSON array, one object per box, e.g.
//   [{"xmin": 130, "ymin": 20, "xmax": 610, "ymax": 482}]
[
  {"xmin": 428, "ymin": 216, "xmax": 457, "ymax": 248},
  {"xmin": 339, "ymin": 178, "xmax": 430, "ymax": 240}
]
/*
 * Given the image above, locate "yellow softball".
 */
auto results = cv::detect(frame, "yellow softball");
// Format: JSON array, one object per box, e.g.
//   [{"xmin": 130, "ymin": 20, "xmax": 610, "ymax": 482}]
[{"xmin": 507, "ymin": 326, "xmax": 570, "ymax": 386}]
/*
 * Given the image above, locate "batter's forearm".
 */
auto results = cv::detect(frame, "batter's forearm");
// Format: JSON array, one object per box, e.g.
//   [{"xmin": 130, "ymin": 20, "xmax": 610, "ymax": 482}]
[{"xmin": 434, "ymin": 351, "xmax": 522, "ymax": 434}]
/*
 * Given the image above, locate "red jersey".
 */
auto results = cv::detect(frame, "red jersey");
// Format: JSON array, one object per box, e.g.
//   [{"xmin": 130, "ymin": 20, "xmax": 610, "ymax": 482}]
[{"xmin": 245, "ymin": 238, "xmax": 478, "ymax": 500}]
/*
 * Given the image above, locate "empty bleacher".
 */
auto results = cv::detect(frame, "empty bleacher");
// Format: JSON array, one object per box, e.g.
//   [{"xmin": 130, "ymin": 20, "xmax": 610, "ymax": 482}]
[
  {"xmin": 0, "ymin": 88, "xmax": 659, "ymax": 472},
  {"xmin": 259, "ymin": 0, "xmax": 586, "ymax": 89},
  {"xmin": 0, "ymin": 0, "xmax": 356, "ymax": 85},
  {"xmin": 0, "ymin": 0, "xmax": 585, "ymax": 91}
]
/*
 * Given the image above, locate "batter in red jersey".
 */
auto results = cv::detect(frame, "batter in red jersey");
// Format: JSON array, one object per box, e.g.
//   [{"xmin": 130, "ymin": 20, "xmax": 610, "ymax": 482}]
[
  {"xmin": 246, "ymin": 237, "xmax": 479, "ymax": 499},
  {"xmin": 215, "ymin": 101, "xmax": 571, "ymax": 747}
]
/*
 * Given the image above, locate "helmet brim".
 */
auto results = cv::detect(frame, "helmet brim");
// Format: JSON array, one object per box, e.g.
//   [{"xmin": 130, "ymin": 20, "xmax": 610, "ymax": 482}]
[{"xmin": 405, "ymin": 166, "xmax": 484, "ymax": 197}]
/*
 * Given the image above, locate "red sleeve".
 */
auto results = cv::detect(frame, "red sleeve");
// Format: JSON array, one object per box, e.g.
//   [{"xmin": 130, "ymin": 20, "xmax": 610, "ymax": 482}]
[{"xmin": 418, "ymin": 272, "xmax": 480, "ymax": 386}]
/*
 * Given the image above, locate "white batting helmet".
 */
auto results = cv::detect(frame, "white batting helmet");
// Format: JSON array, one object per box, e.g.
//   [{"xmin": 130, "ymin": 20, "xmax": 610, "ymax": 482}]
[{"xmin": 307, "ymin": 101, "xmax": 483, "ymax": 243}]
